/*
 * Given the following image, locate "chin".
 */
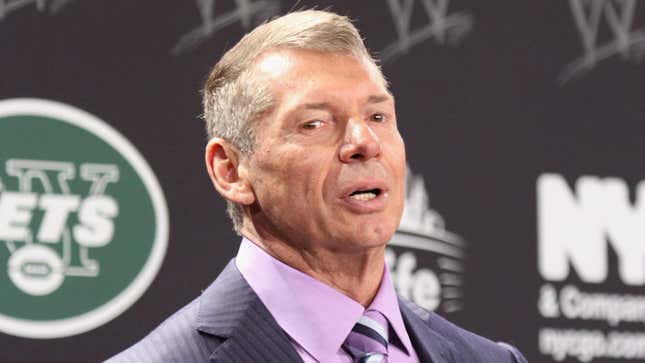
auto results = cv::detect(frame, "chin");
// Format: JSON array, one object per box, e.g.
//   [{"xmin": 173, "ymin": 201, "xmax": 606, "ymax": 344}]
[
  {"xmin": 353, "ymin": 223, "xmax": 397, "ymax": 248},
  {"xmin": 329, "ymin": 214, "xmax": 400, "ymax": 250}
]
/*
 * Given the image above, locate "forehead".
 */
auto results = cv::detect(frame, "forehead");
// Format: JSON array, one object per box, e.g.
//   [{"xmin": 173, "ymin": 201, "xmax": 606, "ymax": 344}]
[{"xmin": 252, "ymin": 48, "xmax": 390, "ymax": 103}]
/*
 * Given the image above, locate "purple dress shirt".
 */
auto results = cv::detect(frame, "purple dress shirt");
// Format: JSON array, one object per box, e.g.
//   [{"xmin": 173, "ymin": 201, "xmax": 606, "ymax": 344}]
[{"xmin": 236, "ymin": 238, "xmax": 421, "ymax": 363}]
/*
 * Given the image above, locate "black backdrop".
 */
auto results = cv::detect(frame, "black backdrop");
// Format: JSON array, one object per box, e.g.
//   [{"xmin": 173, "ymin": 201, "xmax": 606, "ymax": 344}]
[{"xmin": 1, "ymin": 1, "xmax": 644, "ymax": 362}]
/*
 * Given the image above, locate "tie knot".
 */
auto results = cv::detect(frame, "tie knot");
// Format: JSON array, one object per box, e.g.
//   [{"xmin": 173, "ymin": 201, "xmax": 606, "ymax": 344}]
[{"xmin": 343, "ymin": 310, "xmax": 389, "ymax": 363}]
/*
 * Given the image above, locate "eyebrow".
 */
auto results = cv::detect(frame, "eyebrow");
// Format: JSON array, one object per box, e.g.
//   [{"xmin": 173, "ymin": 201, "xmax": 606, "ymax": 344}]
[
  {"xmin": 303, "ymin": 102, "xmax": 331, "ymax": 110},
  {"xmin": 301, "ymin": 94, "xmax": 392, "ymax": 110},
  {"xmin": 367, "ymin": 94, "xmax": 391, "ymax": 104}
]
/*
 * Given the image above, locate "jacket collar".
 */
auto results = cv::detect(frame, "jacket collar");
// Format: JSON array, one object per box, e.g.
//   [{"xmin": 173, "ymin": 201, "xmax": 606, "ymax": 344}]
[
  {"xmin": 195, "ymin": 260, "xmax": 303, "ymax": 363},
  {"xmin": 399, "ymin": 298, "xmax": 457, "ymax": 363}
]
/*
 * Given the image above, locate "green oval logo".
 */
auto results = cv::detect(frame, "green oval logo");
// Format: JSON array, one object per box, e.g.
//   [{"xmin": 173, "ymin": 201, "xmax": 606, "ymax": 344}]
[{"xmin": 0, "ymin": 98, "xmax": 169, "ymax": 338}]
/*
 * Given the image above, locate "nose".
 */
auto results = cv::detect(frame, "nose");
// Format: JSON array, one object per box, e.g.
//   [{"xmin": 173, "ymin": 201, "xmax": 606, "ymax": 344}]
[{"xmin": 339, "ymin": 118, "xmax": 382, "ymax": 163}]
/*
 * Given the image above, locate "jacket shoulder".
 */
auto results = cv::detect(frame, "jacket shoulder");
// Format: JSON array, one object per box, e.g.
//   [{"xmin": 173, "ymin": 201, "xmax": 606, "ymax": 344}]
[
  {"xmin": 400, "ymin": 299, "xmax": 528, "ymax": 363},
  {"xmin": 104, "ymin": 298, "xmax": 221, "ymax": 363}
]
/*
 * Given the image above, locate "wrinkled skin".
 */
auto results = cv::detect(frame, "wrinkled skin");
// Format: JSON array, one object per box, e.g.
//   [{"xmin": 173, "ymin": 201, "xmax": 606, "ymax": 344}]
[{"xmin": 242, "ymin": 49, "xmax": 406, "ymax": 256}]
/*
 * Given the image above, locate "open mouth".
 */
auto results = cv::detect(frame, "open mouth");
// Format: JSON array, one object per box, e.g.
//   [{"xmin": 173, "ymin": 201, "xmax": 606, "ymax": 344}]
[{"xmin": 348, "ymin": 188, "xmax": 382, "ymax": 201}]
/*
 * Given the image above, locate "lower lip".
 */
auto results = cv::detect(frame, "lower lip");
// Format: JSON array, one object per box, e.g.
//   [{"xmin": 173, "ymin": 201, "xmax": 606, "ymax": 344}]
[{"xmin": 339, "ymin": 191, "xmax": 389, "ymax": 213}]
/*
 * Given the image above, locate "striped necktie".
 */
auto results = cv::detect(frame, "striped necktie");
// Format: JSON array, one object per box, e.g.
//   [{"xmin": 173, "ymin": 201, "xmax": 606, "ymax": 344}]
[{"xmin": 342, "ymin": 309, "xmax": 389, "ymax": 363}]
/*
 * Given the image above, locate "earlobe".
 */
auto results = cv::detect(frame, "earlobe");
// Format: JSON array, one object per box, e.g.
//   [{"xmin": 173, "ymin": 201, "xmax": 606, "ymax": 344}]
[{"xmin": 205, "ymin": 138, "xmax": 256, "ymax": 205}]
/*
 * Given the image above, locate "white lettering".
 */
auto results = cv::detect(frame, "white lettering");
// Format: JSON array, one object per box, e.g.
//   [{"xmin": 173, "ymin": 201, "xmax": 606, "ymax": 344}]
[
  {"xmin": 539, "ymin": 328, "xmax": 645, "ymax": 362},
  {"xmin": 558, "ymin": 284, "xmax": 645, "ymax": 326},
  {"xmin": 412, "ymin": 268, "xmax": 440, "ymax": 310},
  {"xmin": 387, "ymin": 249, "xmax": 442, "ymax": 310},
  {"xmin": 73, "ymin": 195, "xmax": 118, "ymax": 247},
  {"xmin": 602, "ymin": 180, "xmax": 645, "ymax": 284},
  {"xmin": 0, "ymin": 191, "xmax": 37, "ymax": 241},
  {"xmin": 37, "ymin": 194, "xmax": 80, "ymax": 243},
  {"xmin": 538, "ymin": 174, "xmax": 645, "ymax": 285},
  {"xmin": 394, "ymin": 251, "xmax": 416, "ymax": 300},
  {"xmin": 538, "ymin": 284, "xmax": 560, "ymax": 318},
  {"xmin": 538, "ymin": 174, "xmax": 607, "ymax": 283}
]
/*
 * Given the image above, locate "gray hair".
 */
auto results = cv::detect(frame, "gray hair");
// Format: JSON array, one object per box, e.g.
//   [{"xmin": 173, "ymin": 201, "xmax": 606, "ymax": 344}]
[{"xmin": 202, "ymin": 9, "xmax": 387, "ymax": 233}]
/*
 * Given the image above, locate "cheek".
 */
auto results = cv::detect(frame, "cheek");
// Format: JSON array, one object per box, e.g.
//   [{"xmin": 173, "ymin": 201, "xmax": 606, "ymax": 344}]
[
  {"xmin": 253, "ymin": 152, "xmax": 320, "ymax": 203},
  {"xmin": 383, "ymin": 138, "xmax": 406, "ymax": 171},
  {"xmin": 248, "ymin": 156, "xmax": 289, "ymax": 202},
  {"xmin": 379, "ymin": 126, "xmax": 405, "ymax": 156},
  {"xmin": 383, "ymin": 138, "xmax": 407, "ymax": 205},
  {"xmin": 298, "ymin": 162, "xmax": 329, "ymax": 203}
]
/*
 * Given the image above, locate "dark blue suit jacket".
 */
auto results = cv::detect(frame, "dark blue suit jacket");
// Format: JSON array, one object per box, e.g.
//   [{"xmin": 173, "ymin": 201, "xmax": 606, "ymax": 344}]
[{"xmin": 106, "ymin": 261, "xmax": 527, "ymax": 363}]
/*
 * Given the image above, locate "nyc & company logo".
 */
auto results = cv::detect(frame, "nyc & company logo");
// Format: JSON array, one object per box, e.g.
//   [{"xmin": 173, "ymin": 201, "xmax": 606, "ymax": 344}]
[
  {"xmin": 0, "ymin": 98, "xmax": 168, "ymax": 339},
  {"xmin": 536, "ymin": 173, "xmax": 645, "ymax": 362},
  {"xmin": 559, "ymin": 0, "xmax": 645, "ymax": 83}
]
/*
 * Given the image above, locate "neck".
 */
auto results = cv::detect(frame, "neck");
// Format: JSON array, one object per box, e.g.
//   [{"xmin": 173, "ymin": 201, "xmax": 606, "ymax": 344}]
[{"xmin": 241, "ymin": 225, "xmax": 385, "ymax": 307}]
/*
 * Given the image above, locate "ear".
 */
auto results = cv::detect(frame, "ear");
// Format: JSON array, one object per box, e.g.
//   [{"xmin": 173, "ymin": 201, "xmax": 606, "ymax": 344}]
[{"xmin": 205, "ymin": 138, "xmax": 256, "ymax": 205}]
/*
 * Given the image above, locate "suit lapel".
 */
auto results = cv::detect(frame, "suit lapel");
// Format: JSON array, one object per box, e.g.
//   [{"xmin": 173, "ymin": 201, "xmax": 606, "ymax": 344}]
[
  {"xmin": 399, "ymin": 298, "xmax": 456, "ymax": 363},
  {"xmin": 195, "ymin": 260, "xmax": 303, "ymax": 363}
]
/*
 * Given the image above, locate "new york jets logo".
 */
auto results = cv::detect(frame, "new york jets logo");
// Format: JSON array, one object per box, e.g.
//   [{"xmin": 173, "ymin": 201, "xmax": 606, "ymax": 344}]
[{"xmin": 0, "ymin": 98, "xmax": 169, "ymax": 339}]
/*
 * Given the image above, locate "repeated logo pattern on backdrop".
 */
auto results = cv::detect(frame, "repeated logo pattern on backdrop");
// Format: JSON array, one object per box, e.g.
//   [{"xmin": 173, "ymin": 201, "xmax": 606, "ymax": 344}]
[
  {"xmin": 0, "ymin": 99, "xmax": 168, "ymax": 339},
  {"xmin": 0, "ymin": 0, "xmax": 75, "ymax": 20},
  {"xmin": 380, "ymin": 0, "xmax": 473, "ymax": 63},
  {"xmin": 172, "ymin": 0, "xmax": 281, "ymax": 54},
  {"xmin": 559, "ymin": 0, "xmax": 645, "ymax": 83}
]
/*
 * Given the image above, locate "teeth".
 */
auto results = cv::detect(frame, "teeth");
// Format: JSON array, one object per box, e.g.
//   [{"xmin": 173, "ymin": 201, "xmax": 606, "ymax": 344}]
[{"xmin": 350, "ymin": 192, "xmax": 377, "ymax": 201}]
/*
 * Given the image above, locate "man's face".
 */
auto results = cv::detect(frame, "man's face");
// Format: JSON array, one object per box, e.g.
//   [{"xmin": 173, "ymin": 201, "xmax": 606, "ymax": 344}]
[{"xmin": 241, "ymin": 49, "xmax": 406, "ymax": 253}]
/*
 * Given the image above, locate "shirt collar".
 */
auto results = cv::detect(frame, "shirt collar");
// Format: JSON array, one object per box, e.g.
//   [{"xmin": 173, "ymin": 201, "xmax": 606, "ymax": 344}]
[
  {"xmin": 235, "ymin": 237, "xmax": 415, "ymax": 361},
  {"xmin": 368, "ymin": 263, "xmax": 415, "ymax": 356}
]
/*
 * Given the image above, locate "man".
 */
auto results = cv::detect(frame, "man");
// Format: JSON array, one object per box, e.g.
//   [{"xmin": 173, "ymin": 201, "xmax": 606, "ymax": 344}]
[{"xmin": 107, "ymin": 10, "xmax": 527, "ymax": 363}]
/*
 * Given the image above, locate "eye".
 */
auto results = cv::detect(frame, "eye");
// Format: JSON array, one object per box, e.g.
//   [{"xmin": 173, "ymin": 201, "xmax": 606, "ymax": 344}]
[
  {"xmin": 301, "ymin": 120, "xmax": 324, "ymax": 130},
  {"xmin": 370, "ymin": 113, "xmax": 385, "ymax": 122}
]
